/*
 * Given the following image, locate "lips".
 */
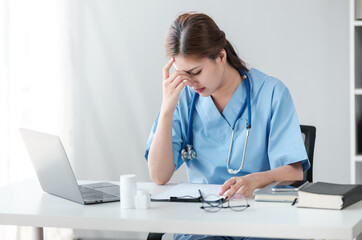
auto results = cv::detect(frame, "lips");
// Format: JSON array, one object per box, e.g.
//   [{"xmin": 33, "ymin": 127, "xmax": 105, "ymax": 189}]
[{"xmin": 194, "ymin": 87, "xmax": 205, "ymax": 94}]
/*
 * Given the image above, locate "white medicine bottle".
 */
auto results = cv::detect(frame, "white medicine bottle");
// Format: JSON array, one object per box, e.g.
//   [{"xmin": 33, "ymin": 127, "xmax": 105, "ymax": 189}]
[{"xmin": 120, "ymin": 174, "xmax": 137, "ymax": 209}]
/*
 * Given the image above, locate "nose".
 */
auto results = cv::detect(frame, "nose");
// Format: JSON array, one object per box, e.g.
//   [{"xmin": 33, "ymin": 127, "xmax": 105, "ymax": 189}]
[{"xmin": 188, "ymin": 77, "xmax": 198, "ymax": 88}]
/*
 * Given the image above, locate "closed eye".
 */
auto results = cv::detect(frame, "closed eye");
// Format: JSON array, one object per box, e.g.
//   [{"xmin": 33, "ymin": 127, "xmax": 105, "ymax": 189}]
[{"xmin": 192, "ymin": 70, "xmax": 202, "ymax": 76}]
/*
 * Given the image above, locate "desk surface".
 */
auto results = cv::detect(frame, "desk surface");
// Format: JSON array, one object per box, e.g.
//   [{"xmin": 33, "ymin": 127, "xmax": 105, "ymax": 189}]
[{"xmin": 0, "ymin": 180, "xmax": 361, "ymax": 239}]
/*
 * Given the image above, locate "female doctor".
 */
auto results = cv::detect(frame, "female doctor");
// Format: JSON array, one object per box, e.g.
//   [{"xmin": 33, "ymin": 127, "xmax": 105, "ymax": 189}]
[{"xmin": 145, "ymin": 12, "xmax": 310, "ymax": 240}]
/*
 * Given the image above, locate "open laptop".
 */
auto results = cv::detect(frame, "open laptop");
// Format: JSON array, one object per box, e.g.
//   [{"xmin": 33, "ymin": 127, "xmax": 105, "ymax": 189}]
[{"xmin": 19, "ymin": 128, "xmax": 120, "ymax": 205}]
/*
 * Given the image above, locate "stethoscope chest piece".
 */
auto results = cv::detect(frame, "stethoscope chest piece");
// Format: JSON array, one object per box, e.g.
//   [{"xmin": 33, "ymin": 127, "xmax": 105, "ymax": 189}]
[{"xmin": 181, "ymin": 144, "xmax": 197, "ymax": 162}]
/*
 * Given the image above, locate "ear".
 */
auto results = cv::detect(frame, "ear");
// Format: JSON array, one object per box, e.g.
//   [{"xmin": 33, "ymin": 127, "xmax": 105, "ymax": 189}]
[{"xmin": 216, "ymin": 49, "xmax": 227, "ymax": 65}]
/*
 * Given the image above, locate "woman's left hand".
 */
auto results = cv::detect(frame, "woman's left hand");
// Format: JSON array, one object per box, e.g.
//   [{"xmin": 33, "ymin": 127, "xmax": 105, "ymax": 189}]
[{"xmin": 218, "ymin": 174, "xmax": 260, "ymax": 198}]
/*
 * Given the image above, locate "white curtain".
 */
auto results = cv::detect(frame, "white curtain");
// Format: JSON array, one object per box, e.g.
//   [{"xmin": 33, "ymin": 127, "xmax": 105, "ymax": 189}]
[
  {"xmin": 0, "ymin": 0, "xmax": 70, "ymax": 237},
  {"xmin": 0, "ymin": 0, "xmax": 70, "ymax": 185}
]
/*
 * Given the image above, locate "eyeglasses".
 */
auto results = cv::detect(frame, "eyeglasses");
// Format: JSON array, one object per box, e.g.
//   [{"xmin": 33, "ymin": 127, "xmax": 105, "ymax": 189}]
[{"xmin": 198, "ymin": 189, "xmax": 250, "ymax": 212}]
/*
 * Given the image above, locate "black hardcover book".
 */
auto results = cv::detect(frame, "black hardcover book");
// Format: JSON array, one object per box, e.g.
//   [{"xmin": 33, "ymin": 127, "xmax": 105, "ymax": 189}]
[{"xmin": 297, "ymin": 182, "xmax": 362, "ymax": 210}]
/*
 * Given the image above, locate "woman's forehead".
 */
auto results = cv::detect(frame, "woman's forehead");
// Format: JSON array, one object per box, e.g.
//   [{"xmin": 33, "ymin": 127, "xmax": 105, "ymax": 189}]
[{"xmin": 173, "ymin": 56, "xmax": 209, "ymax": 71}]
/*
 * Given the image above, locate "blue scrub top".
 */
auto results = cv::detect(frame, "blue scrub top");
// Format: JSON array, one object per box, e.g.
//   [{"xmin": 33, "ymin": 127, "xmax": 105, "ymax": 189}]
[{"xmin": 145, "ymin": 68, "xmax": 310, "ymax": 184}]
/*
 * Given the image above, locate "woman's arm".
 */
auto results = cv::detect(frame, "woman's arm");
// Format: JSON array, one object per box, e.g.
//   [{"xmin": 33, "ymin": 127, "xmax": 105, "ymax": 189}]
[
  {"xmin": 147, "ymin": 111, "xmax": 176, "ymax": 185},
  {"xmin": 219, "ymin": 161, "xmax": 303, "ymax": 198},
  {"xmin": 148, "ymin": 58, "xmax": 191, "ymax": 185}
]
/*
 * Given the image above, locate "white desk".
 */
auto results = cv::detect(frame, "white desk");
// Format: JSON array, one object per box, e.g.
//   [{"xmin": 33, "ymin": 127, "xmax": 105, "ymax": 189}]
[{"xmin": 0, "ymin": 180, "xmax": 361, "ymax": 240}]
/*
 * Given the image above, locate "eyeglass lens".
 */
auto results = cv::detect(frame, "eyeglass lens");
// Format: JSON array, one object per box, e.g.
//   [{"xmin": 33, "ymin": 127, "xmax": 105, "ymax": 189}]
[{"xmin": 201, "ymin": 194, "xmax": 249, "ymax": 212}]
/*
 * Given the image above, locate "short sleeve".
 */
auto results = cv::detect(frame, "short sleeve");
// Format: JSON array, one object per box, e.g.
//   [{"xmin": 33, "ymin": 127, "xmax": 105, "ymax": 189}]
[
  {"xmin": 268, "ymin": 80, "xmax": 310, "ymax": 172},
  {"xmin": 144, "ymin": 105, "xmax": 185, "ymax": 171}
]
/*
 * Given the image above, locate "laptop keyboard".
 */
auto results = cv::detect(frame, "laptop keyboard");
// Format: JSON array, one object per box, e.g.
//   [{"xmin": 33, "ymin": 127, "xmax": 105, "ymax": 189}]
[{"xmin": 79, "ymin": 185, "xmax": 117, "ymax": 200}]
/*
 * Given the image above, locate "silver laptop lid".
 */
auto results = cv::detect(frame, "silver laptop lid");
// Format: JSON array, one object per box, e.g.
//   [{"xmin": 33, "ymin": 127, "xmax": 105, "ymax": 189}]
[{"xmin": 20, "ymin": 128, "xmax": 84, "ymax": 204}]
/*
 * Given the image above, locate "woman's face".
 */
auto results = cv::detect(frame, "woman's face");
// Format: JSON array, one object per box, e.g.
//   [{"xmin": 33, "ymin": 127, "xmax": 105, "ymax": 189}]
[{"xmin": 173, "ymin": 53, "xmax": 226, "ymax": 97}]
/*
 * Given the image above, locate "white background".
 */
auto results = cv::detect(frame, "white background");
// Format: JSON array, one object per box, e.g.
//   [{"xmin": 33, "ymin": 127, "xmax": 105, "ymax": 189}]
[
  {"xmin": 67, "ymin": 0, "xmax": 349, "ymax": 184},
  {"xmin": 0, "ymin": 0, "xmax": 351, "ymax": 239}
]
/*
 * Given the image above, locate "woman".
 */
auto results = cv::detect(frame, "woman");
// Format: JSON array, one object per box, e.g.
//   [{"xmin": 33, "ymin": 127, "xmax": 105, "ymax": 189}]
[{"xmin": 145, "ymin": 12, "xmax": 310, "ymax": 240}]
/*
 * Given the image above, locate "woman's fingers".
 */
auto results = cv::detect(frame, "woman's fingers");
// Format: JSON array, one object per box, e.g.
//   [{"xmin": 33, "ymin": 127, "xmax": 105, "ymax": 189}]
[
  {"xmin": 219, "ymin": 178, "xmax": 236, "ymax": 196},
  {"xmin": 170, "ymin": 74, "xmax": 190, "ymax": 89},
  {"xmin": 221, "ymin": 175, "xmax": 259, "ymax": 198},
  {"xmin": 219, "ymin": 177, "xmax": 254, "ymax": 198},
  {"xmin": 225, "ymin": 181, "xmax": 241, "ymax": 199},
  {"xmin": 168, "ymin": 70, "xmax": 191, "ymax": 84},
  {"xmin": 161, "ymin": 59, "xmax": 192, "ymax": 114},
  {"xmin": 163, "ymin": 58, "xmax": 174, "ymax": 80},
  {"xmin": 175, "ymin": 79, "xmax": 190, "ymax": 93}
]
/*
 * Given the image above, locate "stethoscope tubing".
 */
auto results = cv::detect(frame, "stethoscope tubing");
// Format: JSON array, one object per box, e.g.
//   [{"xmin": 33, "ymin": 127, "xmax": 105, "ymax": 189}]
[
  {"xmin": 181, "ymin": 68, "xmax": 252, "ymax": 174},
  {"xmin": 186, "ymin": 93, "xmax": 199, "ymax": 144}
]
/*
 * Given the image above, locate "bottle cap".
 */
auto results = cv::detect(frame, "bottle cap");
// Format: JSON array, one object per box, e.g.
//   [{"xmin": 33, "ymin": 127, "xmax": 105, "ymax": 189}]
[{"xmin": 120, "ymin": 174, "xmax": 136, "ymax": 183}]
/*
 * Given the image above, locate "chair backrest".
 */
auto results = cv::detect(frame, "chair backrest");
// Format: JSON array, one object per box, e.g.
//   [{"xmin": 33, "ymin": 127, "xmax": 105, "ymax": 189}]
[{"xmin": 300, "ymin": 125, "xmax": 316, "ymax": 182}]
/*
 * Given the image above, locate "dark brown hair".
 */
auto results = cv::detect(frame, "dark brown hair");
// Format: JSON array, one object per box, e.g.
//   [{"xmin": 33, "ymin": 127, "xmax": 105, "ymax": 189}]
[{"xmin": 165, "ymin": 12, "xmax": 248, "ymax": 72}]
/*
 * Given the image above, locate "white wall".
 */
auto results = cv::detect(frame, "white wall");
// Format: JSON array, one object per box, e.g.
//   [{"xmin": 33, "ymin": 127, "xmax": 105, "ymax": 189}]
[{"xmin": 67, "ymin": 0, "xmax": 350, "ymax": 185}]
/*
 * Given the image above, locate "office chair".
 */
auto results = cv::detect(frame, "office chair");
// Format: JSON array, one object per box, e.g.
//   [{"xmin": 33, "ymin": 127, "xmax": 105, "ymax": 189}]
[
  {"xmin": 147, "ymin": 125, "xmax": 316, "ymax": 240},
  {"xmin": 300, "ymin": 125, "xmax": 316, "ymax": 182}
]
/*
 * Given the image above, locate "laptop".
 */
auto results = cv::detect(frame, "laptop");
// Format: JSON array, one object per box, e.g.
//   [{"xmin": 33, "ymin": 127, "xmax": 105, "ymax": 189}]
[{"xmin": 19, "ymin": 128, "xmax": 120, "ymax": 205}]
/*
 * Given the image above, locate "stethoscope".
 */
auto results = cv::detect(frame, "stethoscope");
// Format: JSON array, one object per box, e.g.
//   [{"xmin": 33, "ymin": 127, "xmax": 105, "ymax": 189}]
[{"xmin": 181, "ymin": 68, "xmax": 252, "ymax": 175}]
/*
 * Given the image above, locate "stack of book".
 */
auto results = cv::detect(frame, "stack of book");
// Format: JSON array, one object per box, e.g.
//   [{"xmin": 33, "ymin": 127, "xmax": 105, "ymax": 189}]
[{"xmin": 254, "ymin": 181, "xmax": 362, "ymax": 210}]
